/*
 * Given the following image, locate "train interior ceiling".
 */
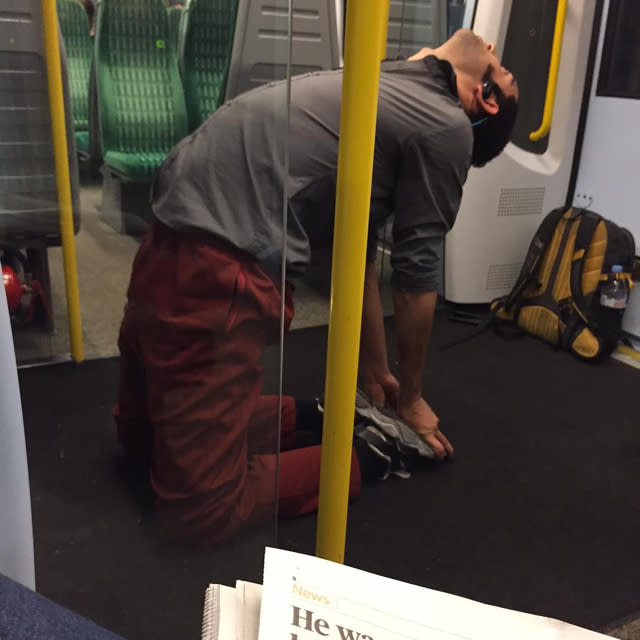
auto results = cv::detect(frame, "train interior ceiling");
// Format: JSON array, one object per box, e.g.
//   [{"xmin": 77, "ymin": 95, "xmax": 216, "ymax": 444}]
[{"xmin": 1, "ymin": 0, "xmax": 640, "ymax": 639}]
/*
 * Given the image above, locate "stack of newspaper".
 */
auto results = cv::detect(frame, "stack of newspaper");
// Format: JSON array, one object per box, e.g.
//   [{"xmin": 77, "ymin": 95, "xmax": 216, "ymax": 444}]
[{"xmin": 202, "ymin": 548, "xmax": 612, "ymax": 640}]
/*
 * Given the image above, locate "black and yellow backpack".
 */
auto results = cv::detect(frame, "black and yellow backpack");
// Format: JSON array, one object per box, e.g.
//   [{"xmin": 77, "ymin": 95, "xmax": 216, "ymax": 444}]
[{"xmin": 490, "ymin": 207, "xmax": 635, "ymax": 362}]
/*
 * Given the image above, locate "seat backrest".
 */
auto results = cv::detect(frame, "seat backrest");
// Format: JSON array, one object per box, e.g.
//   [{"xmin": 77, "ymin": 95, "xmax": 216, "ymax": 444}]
[
  {"xmin": 225, "ymin": 0, "xmax": 339, "ymax": 100},
  {"xmin": 0, "ymin": 0, "xmax": 80, "ymax": 240},
  {"xmin": 94, "ymin": 0, "xmax": 188, "ymax": 156},
  {"xmin": 180, "ymin": 0, "xmax": 238, "ymax": 131},
  {"xmin": 167, "ymin": 6, "xmax": 183, "ymax": 55},
  {"xmin": 57, "ymin": 0, "xmax": 93, "ymax": 132}
]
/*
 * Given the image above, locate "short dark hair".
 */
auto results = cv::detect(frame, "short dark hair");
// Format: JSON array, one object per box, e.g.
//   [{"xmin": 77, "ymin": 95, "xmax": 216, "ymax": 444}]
[{"xmin": 471, "ymin": 69, "xmax": 519, "ymax": 167}]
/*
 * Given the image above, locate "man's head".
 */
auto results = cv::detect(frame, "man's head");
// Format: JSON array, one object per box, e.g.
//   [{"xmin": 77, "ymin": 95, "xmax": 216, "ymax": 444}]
[{"xmin": 411, "ymin": 29, "xmax": 519, "ymax": 166}]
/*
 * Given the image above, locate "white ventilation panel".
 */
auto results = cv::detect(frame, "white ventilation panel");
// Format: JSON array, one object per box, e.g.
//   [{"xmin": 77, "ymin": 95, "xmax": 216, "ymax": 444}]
[
  {"xmin": 497, "ymin": 187, "xmax": 545, "ymax": 217},
  {"xmin": 486, "ymin": 262, "xmax": 523, "ymax": 291}
]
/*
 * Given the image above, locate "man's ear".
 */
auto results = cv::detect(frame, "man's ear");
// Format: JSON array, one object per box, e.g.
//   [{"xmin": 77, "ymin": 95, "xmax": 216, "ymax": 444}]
[{"xmin": 475, "ymin": 84, "xmax": 499, "ymax": 116}]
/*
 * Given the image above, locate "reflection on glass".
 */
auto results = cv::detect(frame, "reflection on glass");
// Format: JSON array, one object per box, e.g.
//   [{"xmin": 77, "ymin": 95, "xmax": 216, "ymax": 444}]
[
  {"xmin": 13, "ymin": 0, "xmax": 297, "ymax": 563},
  {"xmin": 103, "ymin": 0, "xmax": 300, "ymax": 548}
]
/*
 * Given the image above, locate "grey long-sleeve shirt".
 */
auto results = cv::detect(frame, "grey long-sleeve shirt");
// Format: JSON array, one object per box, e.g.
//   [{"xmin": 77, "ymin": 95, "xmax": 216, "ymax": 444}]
[{"xmin": 151, "ymin": 56, "xmax": 472, "ymax": 291}]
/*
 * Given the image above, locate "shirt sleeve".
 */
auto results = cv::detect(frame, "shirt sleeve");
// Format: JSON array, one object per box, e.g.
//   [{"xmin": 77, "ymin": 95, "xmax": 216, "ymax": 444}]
[{"xmin": 391, "ymin": 125, "xmax": 471, "ymax": 292}]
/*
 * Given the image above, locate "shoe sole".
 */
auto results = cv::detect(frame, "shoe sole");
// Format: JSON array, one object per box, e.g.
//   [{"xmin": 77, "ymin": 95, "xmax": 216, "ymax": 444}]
[
  {"xmin": 317, "ymin": 391, "xmax": 435, "ymax": 461},
  {"xmin": 355, "ymin": 390, "xmax": 435, "ymax": 460}
]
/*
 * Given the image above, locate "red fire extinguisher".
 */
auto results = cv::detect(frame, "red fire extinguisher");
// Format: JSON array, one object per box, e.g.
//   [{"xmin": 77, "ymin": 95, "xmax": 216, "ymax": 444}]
[
  {"xmin": 1, "ymin": 249, "xmax": 52, "ymax": 325},
  {"xmin": 2, "ymin": 264, "xmax": 23, "ymax": 314}
]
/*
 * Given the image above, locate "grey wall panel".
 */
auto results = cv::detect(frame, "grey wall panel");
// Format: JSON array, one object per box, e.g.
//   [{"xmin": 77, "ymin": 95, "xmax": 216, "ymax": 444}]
[{"xmin": 226, "ymin": 0, "xmax": 340, "ymax": 99}]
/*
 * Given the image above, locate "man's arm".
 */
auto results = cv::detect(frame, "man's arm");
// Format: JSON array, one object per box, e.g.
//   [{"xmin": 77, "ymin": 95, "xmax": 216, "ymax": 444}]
[
  {"xmin": 389, "ymin": 128, "xmax": 471, "ymax": 460},
  {"xmin": 393, "ymin": 289, "xmax": 453, "ymax": 460},
  {"xmin": 359, "ymin": 261, "xmax": 399, "ymax": 407}
]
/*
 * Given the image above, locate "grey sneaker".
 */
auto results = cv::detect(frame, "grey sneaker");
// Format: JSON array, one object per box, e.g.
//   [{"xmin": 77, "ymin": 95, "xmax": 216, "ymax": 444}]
[
  {"xmin": 314, "ymin": 397, "xmax": 366, "ymax": 437},
  {"xmin": 354, "ymin": 389, "xmax": 435, "ymax": 460},
  {"xmin": 355, "ymin": 425, "xmax": 412, "ymax": 480}
]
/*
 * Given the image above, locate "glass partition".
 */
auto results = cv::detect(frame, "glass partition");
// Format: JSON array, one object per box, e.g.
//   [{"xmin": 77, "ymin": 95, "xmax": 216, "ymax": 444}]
[{"xmin": 9, "ymin": 0, "xmax": 295, "ymax": 637}]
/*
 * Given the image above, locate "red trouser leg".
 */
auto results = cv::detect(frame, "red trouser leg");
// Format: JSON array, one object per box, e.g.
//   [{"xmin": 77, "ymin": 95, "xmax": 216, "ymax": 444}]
[
  {"xmin": 245, "ymin": 396, "xmax": 362, "ymax": 519},
  {"xmin": 116, "ymin": 221, "xmax": 361, "ymax": 544},
  {"xmin": 246, "ymin": 395, "xmax": 297, "ymax": 454}
]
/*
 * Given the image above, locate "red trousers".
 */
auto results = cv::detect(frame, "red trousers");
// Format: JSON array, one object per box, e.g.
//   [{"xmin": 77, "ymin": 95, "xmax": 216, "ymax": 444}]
[{"xmin": 115, "ymin": 221, "xmax": 361, "ymax": 543}]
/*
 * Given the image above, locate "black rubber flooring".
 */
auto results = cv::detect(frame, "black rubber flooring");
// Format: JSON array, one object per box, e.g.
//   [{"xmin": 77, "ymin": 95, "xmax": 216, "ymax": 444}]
[{"xmin": 18, "ymin": 311, "xmax": 640, "ymax": 639}]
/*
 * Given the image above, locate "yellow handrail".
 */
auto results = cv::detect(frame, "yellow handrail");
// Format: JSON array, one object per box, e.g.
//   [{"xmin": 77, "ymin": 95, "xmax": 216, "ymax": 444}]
[
  {"xmin": 41, "ymin": 0, "xmax": 84, "ymax": 362},
  {"xmin": 529, "ymin": 0, "xmax": 568, "ymax": 142},
  {"xmin": 315, "ymin": 0, "xmax": 388, "ymax": 564}
]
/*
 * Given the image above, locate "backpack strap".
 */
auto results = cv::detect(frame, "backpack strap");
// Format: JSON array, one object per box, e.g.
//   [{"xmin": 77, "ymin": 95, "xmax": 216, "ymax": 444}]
[
  {"xmin": 441, "ymin": 207, "xmax": 570, "ymax": 351},
  {"xmin": 514, "ymin": 208, "xmax": 581, "ymax": 347},
  {"xmin": 560, "ymin": 210, "xmax": 604, "ymax": 348},
  {"xmin": 569, "ymin": 209, "xmax": 602, "ymax": 307},
  {"xmin": 503, "ymin": 206, "xmax": 569, "ymax": 312}
]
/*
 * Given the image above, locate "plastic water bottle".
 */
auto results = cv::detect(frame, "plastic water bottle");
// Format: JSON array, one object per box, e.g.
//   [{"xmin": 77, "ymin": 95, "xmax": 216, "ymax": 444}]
[{"xmin": 600, "ymin": 265, "xmax": 629, "ymax": 309}]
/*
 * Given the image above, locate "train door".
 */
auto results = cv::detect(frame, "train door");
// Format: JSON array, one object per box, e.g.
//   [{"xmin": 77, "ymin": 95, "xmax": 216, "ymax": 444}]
[{"xmin": 444, "ymin": 0, "xmax": 598, "ymax": 303}]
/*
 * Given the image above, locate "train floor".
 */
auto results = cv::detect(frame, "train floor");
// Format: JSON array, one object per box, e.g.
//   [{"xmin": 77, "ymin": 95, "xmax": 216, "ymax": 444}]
[{"xmin": 18, "ymin": 311, "xmax": 640, "ymax": 639}]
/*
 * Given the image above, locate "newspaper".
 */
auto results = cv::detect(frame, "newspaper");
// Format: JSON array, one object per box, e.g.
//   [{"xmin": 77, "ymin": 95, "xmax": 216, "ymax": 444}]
[{"xmin": 257, "ymin": 548, "xmax": 610, "ymax": 640}]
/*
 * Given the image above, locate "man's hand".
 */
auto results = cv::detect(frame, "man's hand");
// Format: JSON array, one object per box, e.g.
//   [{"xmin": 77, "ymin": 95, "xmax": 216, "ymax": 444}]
[
  {"xmin": 398, "ymin": 396, "xmax": 454, "ymax": 461},
  {"xmin": 362, "ymin": 370, "xmax": 400, "ymax": 409},
  {"xmin": 360, "ymin": 262, "xmax": 397, "ymax": 409}
]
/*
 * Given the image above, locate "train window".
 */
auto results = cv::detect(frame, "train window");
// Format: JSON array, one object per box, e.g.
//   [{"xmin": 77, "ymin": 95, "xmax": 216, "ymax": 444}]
[
  {"xmin": 342, "ymin": 2, "xmax": 477, "ymax": 60},
  {"xmin": 501, "ymin": 0, "xmax": 558, "ymax": 155},
  {"xmin": 597, "ymin": 0, "xmax": 640, "ymax": 99},
  {"xmin": 447, "ymin": 0, "xmax": 467, "ymax": 37}
]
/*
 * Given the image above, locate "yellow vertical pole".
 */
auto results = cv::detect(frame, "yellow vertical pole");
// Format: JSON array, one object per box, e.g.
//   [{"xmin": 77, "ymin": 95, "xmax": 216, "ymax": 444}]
[
  {"xmin": 41, "ymin": 0, "xmax": 84, "ymax": 362},
  {"xmin": 380, "ymin": 0, "xmax": 390, "ymax": 60},
  {"xmin": 315, "ymin": 0, "xmax": 388, "ymax": 564}
]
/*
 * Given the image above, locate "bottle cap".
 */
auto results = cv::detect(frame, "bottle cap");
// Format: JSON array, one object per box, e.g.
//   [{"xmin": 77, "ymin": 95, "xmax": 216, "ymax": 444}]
[{"xmin": 612, "ymin": 265, "xmax": 624, "ymax": 273}]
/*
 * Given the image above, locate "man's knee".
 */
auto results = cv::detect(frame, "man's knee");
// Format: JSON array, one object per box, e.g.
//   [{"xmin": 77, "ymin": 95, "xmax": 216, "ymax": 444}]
[{"xmin": 156, "ymin": 487, "xmax": 258, "ymax": 546}]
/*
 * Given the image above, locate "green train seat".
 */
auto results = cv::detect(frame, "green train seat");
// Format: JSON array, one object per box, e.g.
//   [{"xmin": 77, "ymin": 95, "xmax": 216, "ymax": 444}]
[
  {"xmin": 179, "ymin": 0, "xmax": 239, "ymax": 131},
  {"xmin": 57, "ymin": 0, "xmax": 93, "ymax": 157},
  {"xmin": 94, "ymin": 0, "xmax": 188, "ymax": 183}
]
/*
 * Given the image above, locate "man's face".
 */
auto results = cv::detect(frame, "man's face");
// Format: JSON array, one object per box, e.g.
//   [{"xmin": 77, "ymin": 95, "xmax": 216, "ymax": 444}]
[{"xmin": 476, "ymin": 36, "xmax": 519, "ymax": 101}]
